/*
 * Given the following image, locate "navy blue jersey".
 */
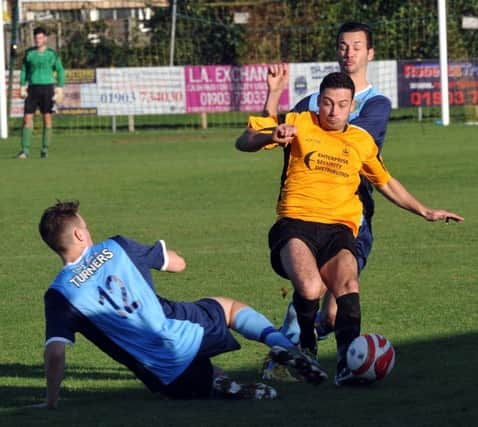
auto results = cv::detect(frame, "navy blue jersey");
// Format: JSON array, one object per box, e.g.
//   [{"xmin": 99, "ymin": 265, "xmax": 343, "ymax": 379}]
[
  {"xmin": 292, "ymin": 85, "xmax": 391, "ymax": 222},
  {"xmin": 44, "ymin": 236, "xmax": 204, "ymax": 385}
]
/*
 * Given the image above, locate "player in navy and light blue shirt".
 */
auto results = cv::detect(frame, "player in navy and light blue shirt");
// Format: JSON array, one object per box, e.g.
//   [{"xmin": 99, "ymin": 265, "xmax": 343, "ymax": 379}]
[
  {"xmin": 261, "ymin": 23, "xmax": 392, "ymax": 369},
  {"xmin": 38, "ymin": 200, "xmax": 325, "ymax": 407}
]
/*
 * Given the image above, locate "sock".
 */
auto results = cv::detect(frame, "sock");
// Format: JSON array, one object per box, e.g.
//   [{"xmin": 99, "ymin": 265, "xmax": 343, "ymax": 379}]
[
  {"xmin": 316, "ymin": 310, "xmax": 334, "ymax": 336},
  {"xmin": 335, "ymin": 292, "xmax": 361, "ymax": 371},
  {"xmin": 293, "ymin": 291, "xmax": 319, "ymax": 352},
  {"xmin": 21, "ymin": 127, "xmax": 33, "ymax": 155},
  {"xmin": 42, "ymin": 127, "xmax": 52, "ymax": 153},
  {"xmin": 232, "ymin": 307, "xmax": 292, "ymax": 348},
  {"xmin": 279, "ymin": 302, "xmax": 300, "ymax": 346}
]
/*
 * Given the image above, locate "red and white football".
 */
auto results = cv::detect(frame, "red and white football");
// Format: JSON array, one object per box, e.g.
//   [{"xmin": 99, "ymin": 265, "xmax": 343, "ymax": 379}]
[{"xmin": 346, "ymin": 333, "xmax": 395, "ymax": 382}]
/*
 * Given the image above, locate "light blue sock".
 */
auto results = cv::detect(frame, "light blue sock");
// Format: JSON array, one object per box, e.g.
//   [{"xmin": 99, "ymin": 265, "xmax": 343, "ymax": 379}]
[
  {"xmin": 232, "ymin": 307, "xmax": 293, "ymax": 348},
  {"xmin": 280, "ymin": 302, "xmax": 301, "ymax": 345},
  {"xmin": 280, "ymin": 301, "xmax": 322, "ymax": 346}
]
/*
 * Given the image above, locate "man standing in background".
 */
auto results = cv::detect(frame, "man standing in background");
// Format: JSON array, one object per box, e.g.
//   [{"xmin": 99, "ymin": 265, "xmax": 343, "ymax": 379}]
[{"xmin": 17, "ymin": 26, "xmax": 65, "ymax": 159}]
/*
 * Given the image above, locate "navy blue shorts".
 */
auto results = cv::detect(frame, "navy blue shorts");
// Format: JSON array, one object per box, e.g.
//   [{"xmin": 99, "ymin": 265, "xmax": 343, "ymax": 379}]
[
  {"xmin": 268, "ymin": 217, "xmax": 358, "ymax": 279},
  {"xmin": 160, "ymin": 355, "xmax": 214, "ymax": 399},
  {"xmin": 155, "ymin": 297, "xmax": 241, "ymax": 398},
  {"xmin": 161, "ymin": 297, "xmax": 240, "ymax": 358},
  {"xmin": 356, "ymin": 217, "xmax": 373, "ymax": 273}
]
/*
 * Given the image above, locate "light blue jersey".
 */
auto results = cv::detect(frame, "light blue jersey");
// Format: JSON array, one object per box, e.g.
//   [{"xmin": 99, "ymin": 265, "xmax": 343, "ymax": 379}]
[
  {"xmin": 303, "ymin": 84, "xmax": 383, "ymax": 119},
  {"xmin": 45, "ymin": 238, "xmax": 204, "ymax": 385}
]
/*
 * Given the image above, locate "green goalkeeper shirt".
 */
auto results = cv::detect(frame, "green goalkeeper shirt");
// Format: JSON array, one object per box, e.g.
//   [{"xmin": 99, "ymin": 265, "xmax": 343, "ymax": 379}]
[{"xmin": 20, "ymin": 47, "xmax": 65, "ymax": 87}]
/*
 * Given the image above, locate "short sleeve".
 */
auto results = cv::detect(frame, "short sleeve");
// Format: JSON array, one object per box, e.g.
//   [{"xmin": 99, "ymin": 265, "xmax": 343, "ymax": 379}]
[
  {"xmin": 351, "ymin": 96, "xmax": 391, "ymax": 152},
  {"xmin": 247, "ymin": 114, "xmax": 299, "ymax": 150},
  {"xmin": 247, "ymin": 115, "xmax": 282, "ymax": 150},
  {"xmin": 291, "ymin": 94, "xmax": 318, "ymax": 113},
  {"xmin": 112, "ymin": 235, "xmax": 167, "ymax": 272},
  {"xmin": 45, "ymin": 289, "xmax": 76, "ymax": 345},
  {"xmin": 360, "ymin": 152, "xmax": 392, "ymax": 186}
]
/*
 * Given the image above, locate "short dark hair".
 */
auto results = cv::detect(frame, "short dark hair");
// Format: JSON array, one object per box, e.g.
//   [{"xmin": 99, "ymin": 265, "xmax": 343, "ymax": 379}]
[
  {"xmin": 319, "ymin": 72, "xmax": 355, "ymax": 99},
  {"xmin": 33, "ymin": 27, "xmax": 47, "ymax": 36},
  {"xmin": 336, "ymin": 22, "xmax": 373, "ymax": 49},
  {"xmin": 39, "ymin": 200, "xmax": 80, "ymax": 253}
]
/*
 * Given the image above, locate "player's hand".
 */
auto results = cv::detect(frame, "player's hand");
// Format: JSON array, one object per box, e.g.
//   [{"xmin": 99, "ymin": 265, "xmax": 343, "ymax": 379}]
[
  {"xmin": 25, "ymin": 401, "xmax": 57, "ymax": 409},
  {"xmin": 272, "ymin": 123, "xmax": 296, "ymax": 145},
  {"xmin": 267, "ymin": 63, "xmax": 289, "ymax": 94},
  {"xmin": 424, "ymin": 209, "xmax": 464, "ymax": 223},
  {"xmin": 20, "ymin": 86, "xmax": 28, "ymax": 99},
  {"xmin": 53, "ymin": 87, "xmax": 64, "ymax": 104}
]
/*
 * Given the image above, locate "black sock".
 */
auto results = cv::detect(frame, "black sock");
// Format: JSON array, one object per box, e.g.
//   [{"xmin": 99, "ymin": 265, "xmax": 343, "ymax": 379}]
[
  {"xmin": 335, "ymin": 292, "xmax": 361, "ymax": 371},
  {"xmin": 293, "ymin": 291, "xmax": 319, "ymax": 352}
]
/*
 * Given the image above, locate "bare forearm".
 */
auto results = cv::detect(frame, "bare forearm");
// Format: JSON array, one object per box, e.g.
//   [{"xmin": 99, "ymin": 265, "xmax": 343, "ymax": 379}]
[
  {"xmin": 235, "ymin": 129, "xmax": 274, "ymax": 152},
  {"xmin": 263, "ymin": 90, "xmax": 282, "ymax": 117},
  {"xmin": 263, "ymin": 63, "xmax": 288, "ymax": 117},
  {"xmin": 377, "ymin": 177, "xmax": 427, "ymax": 217},
  {"xmin": 236, "ymin": 124, "xmax": 297, "ymax": 152},
  {"xmin": 377, "ymin": 177, "xmax": 464, "ymax": 222},
  {"xmin": 44, "ymin": 343, "xmax": 66, "ymax": 409},
  {"xmin": 165, "ymin": 249, "xmax": 186, "ymax": 272},
  {"xmin": 45, "ymin": 363, "xmax": 63, "ymax": 408}
]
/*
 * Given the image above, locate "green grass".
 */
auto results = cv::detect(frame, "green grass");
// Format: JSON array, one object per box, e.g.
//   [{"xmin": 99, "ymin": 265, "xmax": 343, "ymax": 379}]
[{"xmin": 0, "ymin": 122, "xmax": 477, "ymax": 426}]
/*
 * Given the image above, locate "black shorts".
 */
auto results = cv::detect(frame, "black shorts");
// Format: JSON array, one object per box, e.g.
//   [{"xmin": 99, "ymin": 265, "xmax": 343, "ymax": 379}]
[
  {"xmin": 24, "ymin": 84, "xmax": 55, "ymax": 114},
  {"xmin": 268, "ymin": 217, "xmax": 358, "ymax": 279}
]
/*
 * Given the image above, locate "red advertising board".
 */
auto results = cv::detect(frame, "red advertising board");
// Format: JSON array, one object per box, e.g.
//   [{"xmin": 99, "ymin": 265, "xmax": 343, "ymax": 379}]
[{"xmin": 398, "ymin": 60, "xmax": 478, "ymax": 107}]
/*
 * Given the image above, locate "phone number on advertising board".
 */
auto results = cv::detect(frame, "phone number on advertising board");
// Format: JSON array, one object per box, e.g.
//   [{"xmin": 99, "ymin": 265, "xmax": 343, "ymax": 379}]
[
  {"xmin": 100, "ymin": 92, "xmax": 136, "ymax": 104},
  {"xmin": 99, "ymin": 91, "xmax": 184, "ymax": 104},
  {"xmin": 409, "ymin": 90, "xmax": 478, "ymax": 106},
  {"xmin": 200, "ymin": 91, "xmax": 266, "ymax": 106}
]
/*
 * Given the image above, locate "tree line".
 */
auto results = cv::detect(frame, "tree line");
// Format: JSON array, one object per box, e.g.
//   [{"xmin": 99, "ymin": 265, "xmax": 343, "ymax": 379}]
[{"xmin": 12, "ymin": 0, "xmax": 478, "ymax": 68}]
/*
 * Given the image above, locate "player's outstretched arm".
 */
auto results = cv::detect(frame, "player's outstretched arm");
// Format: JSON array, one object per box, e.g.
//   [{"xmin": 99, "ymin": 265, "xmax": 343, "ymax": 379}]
[
  {"xmin": 263, "ymin": 63, "xmax": 289, "ymax": 117},
  {"xmin": 236, "ymin": 128, "xmax": 274, "ymax": 152},
  {"xmin": 376, "ymin": 177, "xmax": 464, "ymax": 223},
  {"xmin": 40, "ymin": 341, "xmax": 66, "ymax": 409},
  {"xmin": 235, "ymin": 124, "xmax": 296, "ymax": 152}
]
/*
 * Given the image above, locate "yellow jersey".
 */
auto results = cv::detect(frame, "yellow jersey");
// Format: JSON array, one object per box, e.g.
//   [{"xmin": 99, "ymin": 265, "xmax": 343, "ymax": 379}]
[{"xmin": 248, "ymin": 112, "xmax": 391, "ymax": 236}]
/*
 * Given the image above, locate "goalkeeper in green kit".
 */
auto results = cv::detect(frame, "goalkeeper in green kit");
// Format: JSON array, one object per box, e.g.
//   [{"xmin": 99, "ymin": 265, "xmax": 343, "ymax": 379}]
[{"xmin": 17, "ymin": 27, "xmax": 65, "ymax": 159}]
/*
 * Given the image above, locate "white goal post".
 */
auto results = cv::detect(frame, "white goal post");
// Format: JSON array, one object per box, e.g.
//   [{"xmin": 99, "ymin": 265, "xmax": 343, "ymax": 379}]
[
  {"xmin": 0, "ymin": 8, "xmax": 8, "ymax": 139},
  {"xmin": 438, "ymin": 0, "xmax": 450, "ymax": 126}
]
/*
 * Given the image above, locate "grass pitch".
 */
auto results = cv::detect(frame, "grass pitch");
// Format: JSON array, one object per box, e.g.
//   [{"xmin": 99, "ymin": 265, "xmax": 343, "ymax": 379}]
[{"xmin": 0, "ymin": 122, "xmax": 477, "ymax": 426}]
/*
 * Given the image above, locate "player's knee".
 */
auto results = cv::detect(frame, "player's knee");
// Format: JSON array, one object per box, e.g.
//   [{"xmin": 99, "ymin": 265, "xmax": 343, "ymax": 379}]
[
  {"xmin": 332, "ymin": 278, "xmax": 359, "ymax": 298},
  {"xmin": 343, "ymin": 278, "xmax": 359, "ymax": 294},
  {"xmin": 318, "ymin": 282, "xmax": 328, "ymax": 299},
  {"xmin": 294, "ymin": 280, "xmax": 322, "ymax": 300},
  {"xmin": 218, "ymin": 297, "xmax": 247, "ymax": 326}
]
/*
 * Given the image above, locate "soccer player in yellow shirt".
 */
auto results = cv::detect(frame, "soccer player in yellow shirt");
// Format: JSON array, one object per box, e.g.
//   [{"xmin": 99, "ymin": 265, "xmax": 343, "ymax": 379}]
[
  {"xmin": 268, "ymin": 23, "xmax": 392, "ymax": 351},
  {"xmin": 235, "ymin": 69, "xmax": 463, "ymax": 385}
]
